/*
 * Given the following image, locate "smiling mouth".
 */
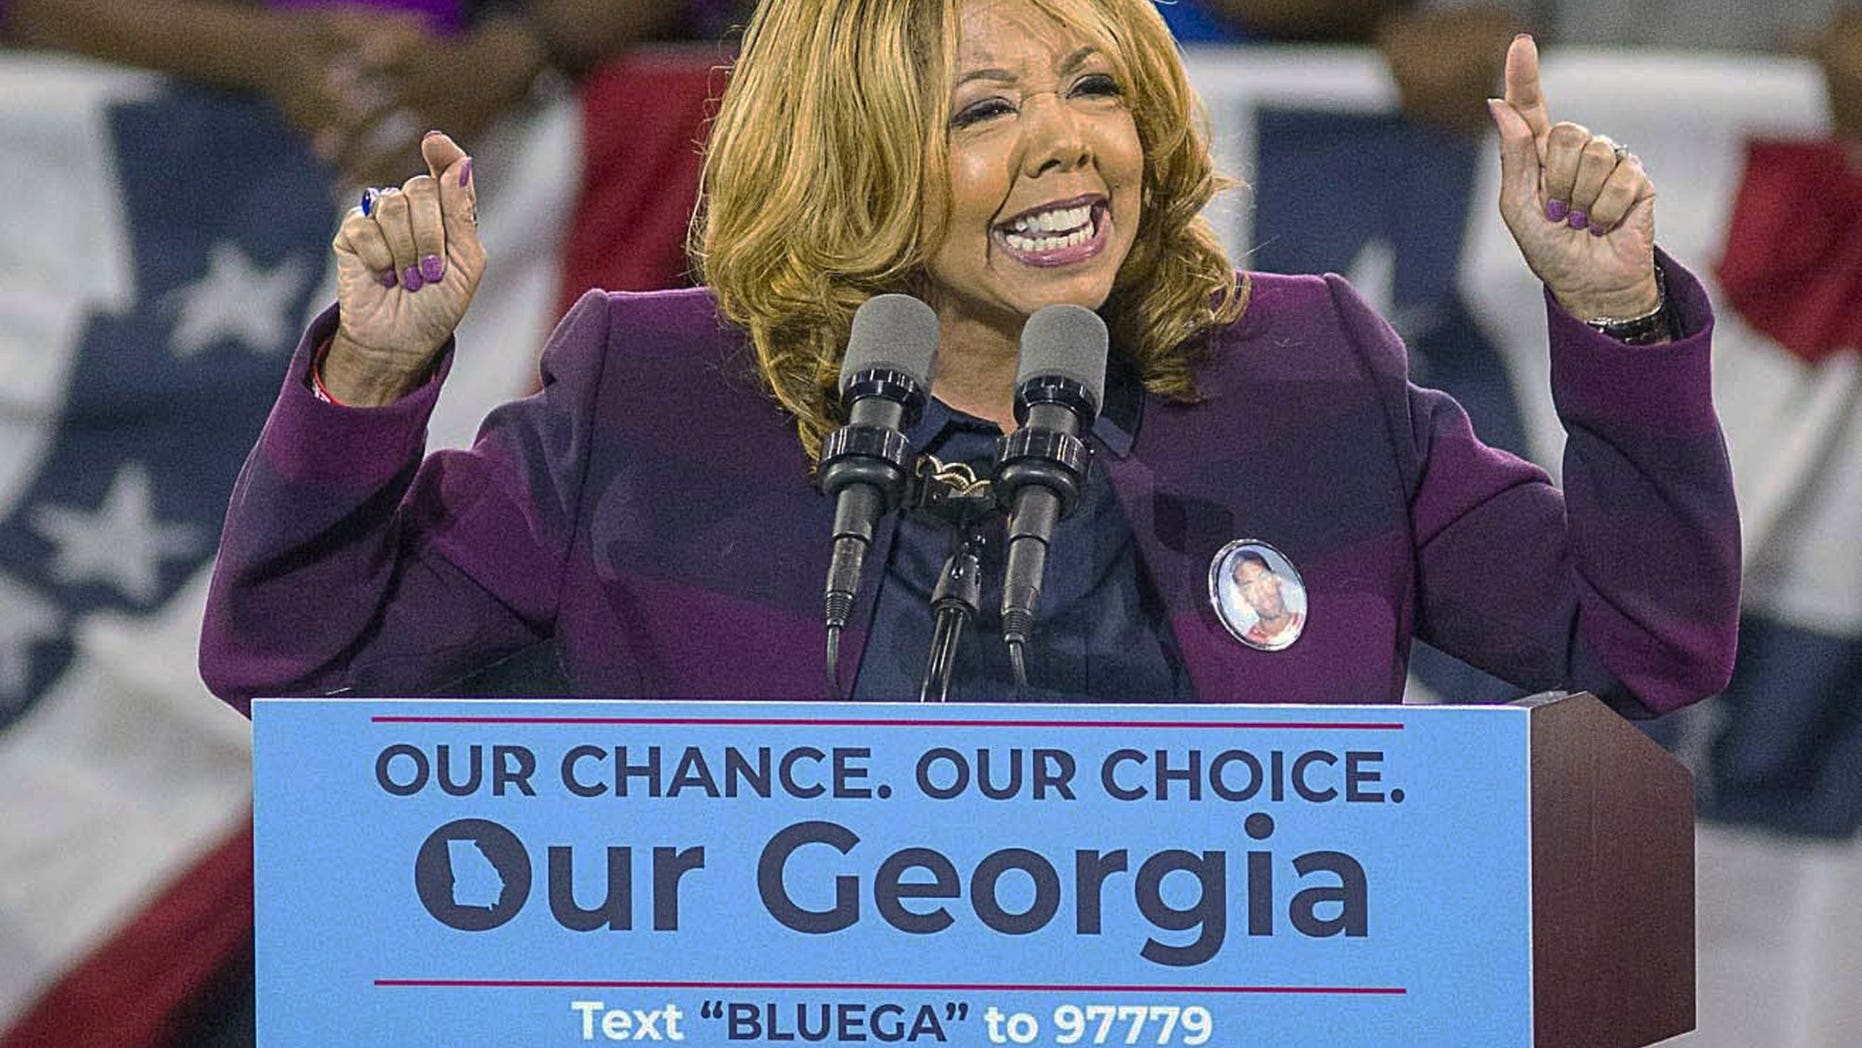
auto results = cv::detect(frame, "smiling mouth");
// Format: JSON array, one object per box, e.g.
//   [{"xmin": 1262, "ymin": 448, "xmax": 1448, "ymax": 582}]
[{"xmin": 993, "ymin": 196, "xmax": 1109, "ymax": 268}]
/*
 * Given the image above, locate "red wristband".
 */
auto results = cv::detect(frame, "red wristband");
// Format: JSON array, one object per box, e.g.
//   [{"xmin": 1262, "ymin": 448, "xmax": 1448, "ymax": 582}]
[{"xmin": 308, "ymin": 341, "xmax": 347, "ymax": 406}]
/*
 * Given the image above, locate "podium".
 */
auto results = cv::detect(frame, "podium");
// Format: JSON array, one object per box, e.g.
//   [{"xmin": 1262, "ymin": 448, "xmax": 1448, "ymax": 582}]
[
  {"xmin": 252, "ymin": 692, "xmax": 1692, "ymax": 1047},
  {"xmin": 1516, "ymin": 693, "xmax": 1693, "ymax": 1048}
]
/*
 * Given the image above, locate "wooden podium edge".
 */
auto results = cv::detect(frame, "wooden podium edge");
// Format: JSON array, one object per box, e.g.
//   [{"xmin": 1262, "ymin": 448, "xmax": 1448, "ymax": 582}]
[{"xmin": 1525, "ymin": 693, "xmax": 1695, "ymax": 1048}]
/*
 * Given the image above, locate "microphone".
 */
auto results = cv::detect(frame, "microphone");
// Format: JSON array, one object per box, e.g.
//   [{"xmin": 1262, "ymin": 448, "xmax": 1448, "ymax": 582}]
[
  {"xmin": 818, "ymin": 294, "xmax": 941, "ymax": 693},
  {"xmin": 995, "ymin": 304, "xmax": 1108, "ymax": 692}
]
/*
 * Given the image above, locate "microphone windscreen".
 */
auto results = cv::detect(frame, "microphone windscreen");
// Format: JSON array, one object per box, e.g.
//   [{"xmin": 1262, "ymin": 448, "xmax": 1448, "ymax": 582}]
[
  {"xmin": 1016, "ymin": 304, "xmax": 1108, "ymax": 413},
  {"xmin": 841, "ymin": 294, "xmax": 941, "ymax": 394}
]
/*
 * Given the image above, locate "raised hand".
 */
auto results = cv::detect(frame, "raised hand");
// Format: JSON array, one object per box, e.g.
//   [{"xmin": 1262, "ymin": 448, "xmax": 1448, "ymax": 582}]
[
  {"xmin": 324, "ymin": 132, "xmax": 485, "ymax": 406},
  {"xmin": 1486, "ymin": 35, "xmax": 1663, "ymax": 322}
]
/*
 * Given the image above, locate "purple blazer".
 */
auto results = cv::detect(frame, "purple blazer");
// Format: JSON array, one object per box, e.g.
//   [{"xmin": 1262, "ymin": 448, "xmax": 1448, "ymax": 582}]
[{"xmin": 199, "ymin": 266, "xmax": 1739, "ymax": 715}]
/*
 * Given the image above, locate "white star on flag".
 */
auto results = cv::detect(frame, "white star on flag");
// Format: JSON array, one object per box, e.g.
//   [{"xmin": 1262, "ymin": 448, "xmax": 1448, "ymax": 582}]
[
  {"xmin": 0, "ymin": 572, "xmax": 60, "ymax": 704},
  {"xmin": 30, "ymin": 463, "xmax": 203, "ymax": 605},
  {"xmin": 166, "ymin": 240, "xmax": 309, "ymax": 358}
]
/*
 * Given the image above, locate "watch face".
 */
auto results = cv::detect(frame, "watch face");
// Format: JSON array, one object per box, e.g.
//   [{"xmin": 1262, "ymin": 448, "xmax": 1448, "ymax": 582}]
[{"xmin": 1208, "ymin": 539, "xmax": 1307, "ymax": 652}]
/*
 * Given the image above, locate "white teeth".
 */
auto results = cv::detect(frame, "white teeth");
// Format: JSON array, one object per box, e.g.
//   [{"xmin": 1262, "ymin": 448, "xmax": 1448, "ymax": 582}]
[
  {"xmin": 1010, "ymin": 204, "xmax": 1093, "ymax": 235},
  {"xmin": 1001, "ymin": 201, "xmax": 1104, "ymax": 254},
  {"xmin": 1004, "ymin": 224, "xmax": 1094, "ymax": 254}
]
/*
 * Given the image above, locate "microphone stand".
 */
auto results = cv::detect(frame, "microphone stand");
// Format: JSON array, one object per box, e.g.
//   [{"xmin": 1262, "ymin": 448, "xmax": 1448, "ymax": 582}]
[
  {"xmin": 920, "ymin": 528, "xmax": 985, "ymax": 702},
  {"xmin": 912, "ymin": 455, "xmax": 997, "ymax": 702}
]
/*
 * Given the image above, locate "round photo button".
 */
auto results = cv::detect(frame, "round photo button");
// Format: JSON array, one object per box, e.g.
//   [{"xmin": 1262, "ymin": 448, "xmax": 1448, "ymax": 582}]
[{"xmin": 1208, "ymin": 540, "xmax": 1308, "ymax": 652}]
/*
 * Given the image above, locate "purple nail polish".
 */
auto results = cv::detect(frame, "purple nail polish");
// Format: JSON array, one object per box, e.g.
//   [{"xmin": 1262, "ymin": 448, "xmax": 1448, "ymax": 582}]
[
  {"xmin": 402, "ymin": 265, "xmax": 424, "ymax": 292},
  {"xmin": 1589, "ymin": 222, "xmax": 1609, "ymax": 237},
  {"xmin": 1545, "ymin": 199, "xmax": 1569, "ymax": 222},
  {"xmin": 378, "ymin": 269, "xmax": 398, "ymax": 288},
  {"xmin": 419, "ymin": 254, "xmax": 444, "ymax": 283},
  {"xmin": 459, "ymin": 158, "xmax": 473, "ymax": 188},
  {"xmin": 1567, "ymin": 210, "xmax": 1589, "ymax": 231}
]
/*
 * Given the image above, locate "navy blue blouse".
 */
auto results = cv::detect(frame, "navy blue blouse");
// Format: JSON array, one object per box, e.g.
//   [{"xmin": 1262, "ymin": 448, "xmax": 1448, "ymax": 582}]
[{"xmin": 849, "ymin": 361, "xmax": 1192, "ymax": 702}]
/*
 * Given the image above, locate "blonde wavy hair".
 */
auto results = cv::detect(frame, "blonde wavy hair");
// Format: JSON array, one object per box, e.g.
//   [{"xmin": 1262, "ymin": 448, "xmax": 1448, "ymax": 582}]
[{"xmin": 693, "ymin": 0, "xmax": 1247, "ymax": 462}]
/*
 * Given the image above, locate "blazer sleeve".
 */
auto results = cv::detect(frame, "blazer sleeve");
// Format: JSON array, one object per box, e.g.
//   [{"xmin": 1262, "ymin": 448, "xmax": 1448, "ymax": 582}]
[
  {"xmin": 198, "ymin": 290, "xmax": 613, "ymax": 714},
  {"xmin": 1330, "ymin": 258, "xmax": 1741, "ymax": 716}
]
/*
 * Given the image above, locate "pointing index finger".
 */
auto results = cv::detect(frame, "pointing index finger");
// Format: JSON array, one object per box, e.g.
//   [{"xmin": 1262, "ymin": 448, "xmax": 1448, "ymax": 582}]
[
  {"xmin": 418, "ymin": 130, "xmax": 480, "ymax": 255},
  {"xmin": 1502, "ymin": 34, "xmax": 1551, "ymax": 141},
  {"xmin": 422, "ymin": 130, "xmax": 467, "ymax": 180}
]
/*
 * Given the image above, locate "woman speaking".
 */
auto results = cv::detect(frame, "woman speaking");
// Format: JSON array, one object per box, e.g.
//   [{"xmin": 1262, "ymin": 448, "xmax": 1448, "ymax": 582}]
[{"xmin": 199, "ymin": 0, "xmax": 1738, "ymax": 713}]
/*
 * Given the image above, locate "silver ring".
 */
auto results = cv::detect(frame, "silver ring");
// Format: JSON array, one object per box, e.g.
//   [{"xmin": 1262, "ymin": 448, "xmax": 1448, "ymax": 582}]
[{"xmin": 1612, "ymin": 143, "xmax": 1630, "ymax": 163}]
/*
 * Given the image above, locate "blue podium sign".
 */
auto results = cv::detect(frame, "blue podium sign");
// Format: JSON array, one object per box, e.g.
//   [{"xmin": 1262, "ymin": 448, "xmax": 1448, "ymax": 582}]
[{"xmin": 252, "ymin": 700, "xmax": 1536, "ymax": 1046}]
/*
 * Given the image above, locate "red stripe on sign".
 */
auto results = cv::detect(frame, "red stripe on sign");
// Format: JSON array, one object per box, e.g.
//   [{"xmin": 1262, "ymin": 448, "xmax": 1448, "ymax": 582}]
[
  {"xmin": 373, "ymin": 978, "xmax": 1405, "ymax": 996},
  {"xmin": 1, "ymin": 816, "xmax": 254, "ymax": 1048},
  {"xmin": 369, "ymin": 716, "xmax": 1405, "ymax": 730}
]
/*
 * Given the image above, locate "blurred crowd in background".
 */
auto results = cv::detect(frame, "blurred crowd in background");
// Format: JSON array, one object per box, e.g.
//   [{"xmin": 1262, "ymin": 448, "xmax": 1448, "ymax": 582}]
[
  {"xmin": 1, "ymin": 1, "xmax": 1859, "ymax": 1046},
  {"xmin": 8, "ymin": 1, "xmax": 1860, "ymax": 178}
]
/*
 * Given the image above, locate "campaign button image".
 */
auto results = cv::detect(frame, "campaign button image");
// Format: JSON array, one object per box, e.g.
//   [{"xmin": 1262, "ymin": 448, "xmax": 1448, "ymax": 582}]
[{"xmin": 1208, "ymin": 539, "xmax": 1307, "ymax": 652}]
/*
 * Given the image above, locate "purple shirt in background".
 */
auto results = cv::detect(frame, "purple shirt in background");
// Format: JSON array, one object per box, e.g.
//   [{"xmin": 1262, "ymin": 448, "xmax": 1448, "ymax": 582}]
[
  {"xmin": 265, "ymin": 0, "xmax": 464, "ymax": 34},
  {"xmin": 0, "ymin": 0, "xmax": 468, "ymax": 42}
]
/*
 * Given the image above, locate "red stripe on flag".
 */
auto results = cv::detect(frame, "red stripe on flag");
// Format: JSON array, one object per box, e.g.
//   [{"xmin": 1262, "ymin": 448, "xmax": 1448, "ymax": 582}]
[
  {"xmin": 558, "ymin": 46, "xmax": 724, "ymax": 315},
  {"xmin": 2, "ymin": 815, "xmax": 253, "ymax": 1048}
]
